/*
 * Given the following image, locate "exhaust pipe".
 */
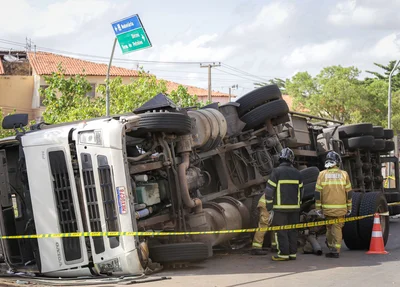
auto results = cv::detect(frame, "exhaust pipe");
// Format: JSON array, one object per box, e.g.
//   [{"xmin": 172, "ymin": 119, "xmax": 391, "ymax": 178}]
[{"xmin": 306, "ymin": 234, "xmax": 322, "ymax": 256}]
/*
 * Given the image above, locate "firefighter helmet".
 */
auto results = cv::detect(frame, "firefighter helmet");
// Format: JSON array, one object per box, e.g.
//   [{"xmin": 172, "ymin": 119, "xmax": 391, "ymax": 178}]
[
  {"xmin": 325, "ymin": 151, "xmax": 341, "ymax": 168},
  {"xmin": 279, "ymin": 148, "xmax": 295, "ymax": 164}
]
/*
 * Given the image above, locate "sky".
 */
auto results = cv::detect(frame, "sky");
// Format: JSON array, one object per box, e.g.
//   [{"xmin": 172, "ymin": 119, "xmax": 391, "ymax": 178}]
[{"xmin": 0, "ymin": 0, "xmax": 400, "ymax": 98}]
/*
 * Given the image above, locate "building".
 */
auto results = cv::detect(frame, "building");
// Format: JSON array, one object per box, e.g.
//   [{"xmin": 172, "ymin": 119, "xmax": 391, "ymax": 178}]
[{"xmin": 0, "ymin": 50, "xmax": 232, "ymax": 121}]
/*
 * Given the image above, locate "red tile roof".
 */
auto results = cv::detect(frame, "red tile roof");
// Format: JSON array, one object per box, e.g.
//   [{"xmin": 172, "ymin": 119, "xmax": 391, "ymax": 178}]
[
  {"xmin": 0, "ymin": 61, "xmax": 4, "ymax": 75},
  {"xmin": 165, "ymin": 81, "xmax": 230, "ymax": 98},
  {"xmin": 27, "ymin": 51, "xmax": 139, "ymax": 77}
]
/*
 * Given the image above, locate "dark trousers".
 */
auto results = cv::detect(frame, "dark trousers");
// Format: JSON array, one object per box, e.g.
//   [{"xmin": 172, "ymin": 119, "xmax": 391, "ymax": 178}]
[{"xmin": 273, "ymin": 211, "xmax": 299, "ymax": 258}]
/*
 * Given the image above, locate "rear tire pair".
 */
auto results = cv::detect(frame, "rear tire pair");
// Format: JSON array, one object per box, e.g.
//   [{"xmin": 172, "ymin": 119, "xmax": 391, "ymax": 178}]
[
  {"xmin": 343, "ymin": 192, "xmax": 389, "ymax": 250},
  {"xmin": 235, "ymin": 85, "xmax": 290, "ymax": 131}
]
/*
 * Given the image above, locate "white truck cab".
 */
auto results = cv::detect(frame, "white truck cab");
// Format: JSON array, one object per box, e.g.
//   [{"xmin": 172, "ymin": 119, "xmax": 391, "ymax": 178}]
[{"xmin": 0, "ymin": 113, "xmax": 145, "ymax": 276}]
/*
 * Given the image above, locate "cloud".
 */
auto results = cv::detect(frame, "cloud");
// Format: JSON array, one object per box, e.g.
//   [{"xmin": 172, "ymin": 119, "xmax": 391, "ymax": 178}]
[
  {"xmin": 282, "ymin": 40, "xmax": 349, "ymax": 68},
  {"xmin": 328, "ymin": 0, "xmax": 400, "ymax": 28},
  {"xmin": 148, "ymin": 33, "xmax": 235, "ymax": 62},
  {"xmin": 0, "ymin": 0, "xmax": 112, "ymax": 38},
  {"xmin": 356, "ymin": 33, "xmax": 400, "ymax": 60},
  {"xmin": 234, "ymin": 2, "xmax": 292, "ymax": 34}
]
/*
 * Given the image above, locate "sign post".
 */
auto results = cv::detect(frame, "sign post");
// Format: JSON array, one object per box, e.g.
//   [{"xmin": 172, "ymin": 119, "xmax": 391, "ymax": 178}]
[{"xmin": 106, "ymin": 15, "xmax": 152, "ymax": 116}]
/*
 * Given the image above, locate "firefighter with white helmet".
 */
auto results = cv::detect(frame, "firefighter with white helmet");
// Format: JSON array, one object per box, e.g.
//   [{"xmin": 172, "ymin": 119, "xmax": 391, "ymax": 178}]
[{"xmin": 315, "ymin": 151, "xmax": 352, "ymax": 258}]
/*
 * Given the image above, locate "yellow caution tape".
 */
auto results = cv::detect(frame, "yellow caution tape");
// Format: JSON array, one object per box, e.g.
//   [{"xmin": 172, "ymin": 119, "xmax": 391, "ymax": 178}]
[{"xmin": 0, "ymin": 214, "xmax": 373, "ymax": 239}]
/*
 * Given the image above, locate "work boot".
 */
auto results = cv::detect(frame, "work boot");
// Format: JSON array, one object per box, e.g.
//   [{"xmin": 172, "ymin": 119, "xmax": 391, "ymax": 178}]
[
  {"xmin": 289, "ymin": 256, "xmax": 296, "ymax": 261},
  {"xmin": 325, "ymin": 252, "xmax": 339, "ymax": 258},
  {"xmin": 250, "ymin": 249, "xmax": 267, "ymax": 255},
  {"xmin": 272, "ymin": 255, "xmax": 289, "ymax": 261}
]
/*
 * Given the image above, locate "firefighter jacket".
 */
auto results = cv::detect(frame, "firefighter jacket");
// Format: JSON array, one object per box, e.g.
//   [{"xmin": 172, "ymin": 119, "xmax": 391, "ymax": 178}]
[
  {"xmin": 265, "ymin": 162, "xmax": 304, "ymax": 212},
  {"xmin": 315, "ymin": 167, "xmax": 352, "ymax": 217}
]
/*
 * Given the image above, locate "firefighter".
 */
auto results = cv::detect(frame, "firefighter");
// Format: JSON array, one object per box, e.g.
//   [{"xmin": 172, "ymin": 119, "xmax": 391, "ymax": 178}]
[
  {"xmin": 315, "ymin": 151, "xmax": 352, "ymax": 258},
  {"xmin": 250, "ymin": 194, "xmax": 275, "ymax": 255},
  {"xmin": 265, "ymin": 148, "xmax": 304, "ymax": 261}
]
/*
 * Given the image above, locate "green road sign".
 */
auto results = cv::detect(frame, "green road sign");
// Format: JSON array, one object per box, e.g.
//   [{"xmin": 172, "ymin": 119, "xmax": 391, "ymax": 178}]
[
  {"xmin": 111, "ymin": 15, "xmax": 152, "ymax": 54},
  {"xmin": 116, "ymin": 27, "xmax": 151, "ymax": 53}
]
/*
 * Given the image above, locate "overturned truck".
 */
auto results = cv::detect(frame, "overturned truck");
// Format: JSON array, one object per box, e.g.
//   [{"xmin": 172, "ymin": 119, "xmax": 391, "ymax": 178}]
[{"xmin": 0, "ymin": 85, "xmax": 397, "ymax": 276}]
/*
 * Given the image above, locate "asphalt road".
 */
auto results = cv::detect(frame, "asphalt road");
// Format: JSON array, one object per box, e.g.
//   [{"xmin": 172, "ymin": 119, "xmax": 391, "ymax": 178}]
[
  {"xmin": 1, "ymin": 219, "xmax": 400, "ymax": 286},
  {"xmin": 144, "ymin": 218, "xmax": 400, "ymax": 287}
]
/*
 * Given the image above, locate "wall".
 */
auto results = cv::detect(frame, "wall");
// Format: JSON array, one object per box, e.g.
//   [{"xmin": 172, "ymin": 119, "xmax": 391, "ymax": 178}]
[{"xmin": 0, "ymin": 76, "xmax": 35, "ymax": 119}]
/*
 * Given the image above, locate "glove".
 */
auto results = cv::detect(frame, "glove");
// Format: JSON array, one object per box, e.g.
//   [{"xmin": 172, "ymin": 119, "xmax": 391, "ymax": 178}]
[
  {"xmin": 267, "ymin": 210, "xmax": 274, "ymax": 225},
  {"xmin": 346, "ymin": 210, "xmax": 352, "ymax": 217},
  {"xmin": 315, "ymin": 209, "xmax": 324, "ymax": 219}
]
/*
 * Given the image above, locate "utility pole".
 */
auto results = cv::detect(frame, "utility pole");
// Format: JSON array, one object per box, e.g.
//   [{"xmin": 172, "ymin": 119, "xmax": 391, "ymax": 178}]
[{"xmin": 200, "ymin": 62, "xmax": 221, "ymax": 102}]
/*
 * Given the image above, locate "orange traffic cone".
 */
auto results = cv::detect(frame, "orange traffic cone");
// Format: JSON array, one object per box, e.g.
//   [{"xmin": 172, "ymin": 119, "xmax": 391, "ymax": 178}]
[{"xmin": 366, "ymin": 213, "xmax": 388, "ymax": 255}]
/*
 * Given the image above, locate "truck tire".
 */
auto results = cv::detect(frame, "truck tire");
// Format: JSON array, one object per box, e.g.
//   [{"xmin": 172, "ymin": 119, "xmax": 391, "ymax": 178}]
[
  {"xmin": 343, "ymin": 192, "xmax": 364, "ymax": 250},
  {"xmin": 383, "ymin": 129, "xmax": 394, "ymax": 140},
  {"xmin": 241, "ymin": 100, "xmax": 289, "ymax": 131},
  {"xmin": 338, "ymin": 123, "xmax": 373, "ymax": 138},
  {"xmin": 149, "ymin": 242, "xmax": 210, "ymax": 263},
  {"xmin": 300, "ymin": 167, "xmax": 320, "ymax": 185},
  {"xmin": 382, "ymin": 140, "xmax": 395, "ymax": 152},
  {"xmin": 342, "ymin": 135, "xmax": 374, "ymax": 150},
  {"xmin": 236, "ymin": 85, "xmax": 282, "ymax": 116},
  {"xmin": 372, "ymin": 126, "xmax": 384, "ymax": 138},
  {"xmin": 137, "ymin": 112, "xmax": 192, "ymax": 135},
  {"xmin": 358, "ymin": 192, "xmax": 389, "ymax": 248},
  {"xmin": 371, "ymin": 139, "xmax": 386, "ymax": 151},
  {"xmin": 302, "ymin": 182, "xmax": 316, "ymax": 201},
  {"xmin": 385, "ymin": 192, "xmax": 400, "ymax": 216}
]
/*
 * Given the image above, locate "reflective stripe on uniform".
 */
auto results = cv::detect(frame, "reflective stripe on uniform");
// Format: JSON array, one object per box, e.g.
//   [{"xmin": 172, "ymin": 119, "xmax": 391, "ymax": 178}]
[
  {"xmin": 346, "ymin": 203, "xmax": 352, "ymax": 207},
  {"xmin": 315, "ymin": 184, "xmax": 323, "ymax": 190},
  {"xmin": 315, "ymin": 203, "xmax": 322, "ymax": 207},
  {"xmin": 345, "ymin": 184, "xmax": 351, "ymax": 188},
  {"xmin": 252, "ymin": 242, "xmax": 263, "ymax": 248},
  {"xmin": 277, "ymin": 254, "xmax": 289, "ymax": 259},
  {"xmin": 322, "ymin": 204, "xmax": 347, "ymax": 208},
  {"xmin": 259, "ymin": 198, "xmax": 267, "ymax": 203},
  {"xmin": 266, "ymin": 200, "xmax": 273, "ymax": 203},
  {"xmin": 299, "ymin": 182, "xmax": 303, "ymax": 188},
  {"xmin": 268, "ymin": 179, "xmax": 277, "ymax": 187},
  {"xmin": 321, "ymin": 181, "xmax": 345, "ymax": 186},
  {"xmin": 277, "ymin": 180, "xmax": 300, "ymax": 206},
  {"xmin": 289, "ymin": 254, "xmax": 296, "ymax": 258},
  {"xmin": 273, "ymin": 204, "xmax": 301, "ymax": 209}
]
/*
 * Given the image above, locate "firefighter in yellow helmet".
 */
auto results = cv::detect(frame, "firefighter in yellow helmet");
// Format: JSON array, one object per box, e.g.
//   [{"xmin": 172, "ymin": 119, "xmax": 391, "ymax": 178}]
[{"xmin": 315, "ymin": 151, "xmax": 352, "ymax": 258}]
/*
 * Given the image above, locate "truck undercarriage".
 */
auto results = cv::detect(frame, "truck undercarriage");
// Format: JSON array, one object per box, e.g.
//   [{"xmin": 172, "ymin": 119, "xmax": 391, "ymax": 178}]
[{"xmin": 0, "ymin": 85, "xmax": 397, "ymax": 275}]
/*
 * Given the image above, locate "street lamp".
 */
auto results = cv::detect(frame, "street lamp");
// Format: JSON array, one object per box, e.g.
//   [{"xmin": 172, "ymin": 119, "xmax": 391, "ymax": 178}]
[{"xmin": 388, "ymin": 59, "xmax": 400, "ymax": 129}]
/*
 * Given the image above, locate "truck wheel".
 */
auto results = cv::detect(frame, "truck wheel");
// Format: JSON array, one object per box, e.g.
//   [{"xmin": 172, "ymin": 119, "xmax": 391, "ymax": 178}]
[
  {"xmin": 149, "ymin": 242, "xmax": 210, "ymax": 263},
  {"xmin": 372, "ymin": 126, "xmax": 384, "ymax": 138},
  {"xmin": 240, "ymin": 100, "xmax": 289, "ymax": 131},
  {"xmin": 300, "ymin": 167, "xmax": 320, "ymax": 185},
  {"xmin": 383, "ymin": 129, "xmax": 394, "ymax": 140},
  {"xmin": 338, "ymin": 123, "xmax": 373, "ymax": 138},
  {"xmin": 382, "ymin": 140, "xmax": 395, "ymax": 152},
  {"xmin": 236, "ymin": 85, "xmax": 282, "ymax": 117},
  {"xmin": 343, "ymin": 192, "xmax": 364, "ymax": 250},
  {"xmin": 385, "ymin": 192, "xmax": 400, "ymax": 215},
  {"xmin": 342, "ymin": 135, "xmax": 374, "ymax": 150},
  {"xmin": 137, "ymin": 112, "xmax": 192, "ymax": 135},
  {"xmin": 371, "ymin": 139, "xmax": 386, "ymax": 151},
  {"xmin": 358, "ymin": 192, "xmax": 389, "ymax": 248}
]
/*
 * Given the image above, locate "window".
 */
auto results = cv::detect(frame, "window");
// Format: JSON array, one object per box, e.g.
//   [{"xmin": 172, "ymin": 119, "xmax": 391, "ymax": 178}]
[
  {"xmin": 86, "ymin": 83, "xmax": 96, "ymax": 98},
  {"xmin": 39, "ymin": 85, "xmax": 49, "ymax": 107}
]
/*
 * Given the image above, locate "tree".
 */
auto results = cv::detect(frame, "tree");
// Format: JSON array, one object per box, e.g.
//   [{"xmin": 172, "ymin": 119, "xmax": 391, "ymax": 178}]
[
  {"xmin": 366, "ymin": 61, "xmax": 400, "ymax": 91},
  {"xmin": 254, "ymin": 78, "xmax": 286, "ymax": 92},
  {"xmin": 0, "ymin": 109, "xmax": 17, "ymax": 138},
  {"xmin": 286, "ymin": 66, "xmax": 371, "ymax": 123},
  {"xmin": 41, "ymin": 67, "xmax": 205, "ymax": 124},
  {"xmin": 40, "ymin": 65, "xmax": 102, "ymax": 124}
]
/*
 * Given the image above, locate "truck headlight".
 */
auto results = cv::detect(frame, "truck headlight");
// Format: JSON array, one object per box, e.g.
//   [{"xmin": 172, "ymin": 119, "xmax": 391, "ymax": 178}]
[
  {"xmin": 95, "ymin": 258, "xmax": 122, "ymax": 273},
  {"xmin": 79, "ymin": 130, "xmax": 102, "ymax": 145}
]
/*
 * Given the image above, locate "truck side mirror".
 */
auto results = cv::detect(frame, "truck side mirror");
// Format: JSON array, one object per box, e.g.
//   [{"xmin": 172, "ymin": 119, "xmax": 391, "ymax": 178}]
[{"xmin": 2, "ymin": 114, "xmax": 28, "ymax": 130}]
